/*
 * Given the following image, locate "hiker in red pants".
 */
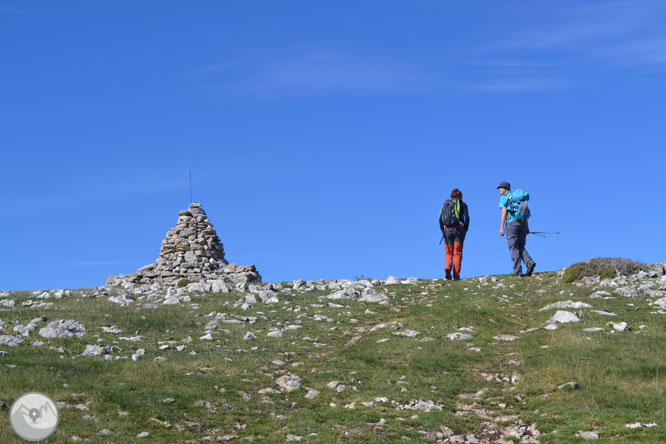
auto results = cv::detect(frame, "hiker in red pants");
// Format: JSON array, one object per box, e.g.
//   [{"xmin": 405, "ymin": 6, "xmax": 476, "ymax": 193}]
[{"xmin": 439, "ymin": 189, "xmax": 470, "ymax": 280}]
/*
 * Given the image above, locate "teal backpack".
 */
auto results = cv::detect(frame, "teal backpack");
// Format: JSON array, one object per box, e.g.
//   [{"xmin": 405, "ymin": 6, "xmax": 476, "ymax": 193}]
[{"xmin": 507, "ymin": 189, "xmax": 531, "ymax": 219}]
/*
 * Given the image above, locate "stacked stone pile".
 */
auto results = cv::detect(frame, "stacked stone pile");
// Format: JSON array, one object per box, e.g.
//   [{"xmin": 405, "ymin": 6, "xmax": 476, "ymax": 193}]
[{"xmin": 107, "ymin": 203, "xmax": 261, "ymax": 286}]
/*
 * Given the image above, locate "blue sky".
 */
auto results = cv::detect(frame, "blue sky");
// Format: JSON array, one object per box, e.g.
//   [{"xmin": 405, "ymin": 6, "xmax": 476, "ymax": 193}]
[{"xmin": 1, "ymin": 0, "xmax": 664, "ymax": 290}]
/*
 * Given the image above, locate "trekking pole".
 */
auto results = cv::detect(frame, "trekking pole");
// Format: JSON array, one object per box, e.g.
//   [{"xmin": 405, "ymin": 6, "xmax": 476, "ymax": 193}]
[
  {"xmin": 529, "ymin": 231, "xmax": 560, "ymax": 237},
  {"xmin": 439, "ymin": 234, "xmax": 444, "ymax": 245}
]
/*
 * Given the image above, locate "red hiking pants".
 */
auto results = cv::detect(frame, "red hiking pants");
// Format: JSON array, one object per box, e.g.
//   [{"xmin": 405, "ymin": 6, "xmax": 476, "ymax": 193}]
[{"xmin": 443, "ymin": 226, "xmax": 465, "ymax": 278}]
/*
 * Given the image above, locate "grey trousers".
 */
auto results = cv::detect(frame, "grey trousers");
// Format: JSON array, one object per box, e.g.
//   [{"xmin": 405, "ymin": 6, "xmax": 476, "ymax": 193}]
[{"xmin": 506, "ymin": 219, "xmax": 534, "ymax": 275}]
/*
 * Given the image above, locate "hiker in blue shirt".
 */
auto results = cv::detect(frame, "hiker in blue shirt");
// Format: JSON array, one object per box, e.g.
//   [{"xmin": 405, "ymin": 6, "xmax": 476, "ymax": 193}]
[{"xmin": 497, "ymin": 181, "xmax": 536, "ymax": 276}]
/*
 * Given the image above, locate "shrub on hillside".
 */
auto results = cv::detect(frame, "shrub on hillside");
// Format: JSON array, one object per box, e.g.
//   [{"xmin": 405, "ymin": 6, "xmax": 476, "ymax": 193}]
[
  {"xmin": 563, "ymin": 258, "xmax": 649, "ymax": 283},
  {"xmin": 176, "ymin": 278, "xmax": 191, "ymax": 288}
]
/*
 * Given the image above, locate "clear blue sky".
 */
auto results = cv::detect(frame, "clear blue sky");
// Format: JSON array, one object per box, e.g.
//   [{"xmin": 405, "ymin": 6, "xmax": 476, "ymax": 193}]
[{"xmin": 1, "ymin": 1, "xmax": 664, "ymax": 291}]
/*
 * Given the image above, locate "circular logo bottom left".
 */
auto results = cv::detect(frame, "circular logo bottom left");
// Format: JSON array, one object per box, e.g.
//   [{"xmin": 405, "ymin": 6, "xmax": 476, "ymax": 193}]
[{"xmin": 10, "ymin": 392, "xmax": 59, "ymax": 441}]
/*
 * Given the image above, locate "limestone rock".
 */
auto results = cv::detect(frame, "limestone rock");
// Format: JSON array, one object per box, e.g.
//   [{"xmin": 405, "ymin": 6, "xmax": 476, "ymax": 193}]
[
  {"xmin": 447, "ymin": 332, "xmax": 472, "ymax": 341},
  {"xmin": 0, "ymin": 335, "xmax": 23, "ymax": 347},
  {"xmin": 39, "ymin": 320, "xmax": 86, "ymax": 338},
  {"xmin": 547, "ymin": 311, "xmax": 580, "ymax": 323},
  {"xmin": 539, "ymin": 300, "xmax": 591, "ymax": 311},
  {"xmin": 276, "ymin": 374, "xmax": 301, "ymax": 392}
]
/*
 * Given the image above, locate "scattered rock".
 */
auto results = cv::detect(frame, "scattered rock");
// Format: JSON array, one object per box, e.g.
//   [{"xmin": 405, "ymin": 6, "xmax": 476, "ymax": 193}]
[
  {"xmin": 558, "ymin": 381, "xmax": 580, "ymax": 391},
  {"xmin": 109, "ymin": 293, "xmax": 135, "ymax": 306},
  {"xmin": 607, "ymin": 321, "xmax": 630, "ymax": 331},
  {"xmin": 39, "ymin": 319, "xmax": 86, "ymax": 338},
  {"xmin": 625, "ymin": 422, "xmax": 658, "ymax": 429},
  {"xmin": 615, "ymin": 287, "xmax": 640, "ymax": 298},
  {"xmin": 493, "ymin": 335, "xmax": 517, "ymax": 342},
  {"xmin": 0, "ymin": 336, "xmax": 22, "ymax": 347},
  {"xmin": 304, "ymin": 389, "xmax": 319, "ymax": 399},
  {"xmin": 327, "ymin": 381, "xmax": 346, "ymax": 392},
  {"xmin": 447, "ymin": 332, "xmax": 472, "ymax": 341},
  {"xmin": 539, "ymin": 300, "xmax": 592, "ymax": 311},
  {"xmin": 576, "ymin": 430, "xmax": 599, "ymax": 440},
  {"xmin": 591, "ymin": 310, "xmax": 616, "ymax": 316},
  {"xmin": 276, "ymin": 374, "xmax": 301, "ymax": 392},
  {"xmin": 393, "ymin": 330, "xmax": 420, "ymax": 337},
  {"xmin": 547, "ymin": 311, "xmax": 580, "ymax": 323}
]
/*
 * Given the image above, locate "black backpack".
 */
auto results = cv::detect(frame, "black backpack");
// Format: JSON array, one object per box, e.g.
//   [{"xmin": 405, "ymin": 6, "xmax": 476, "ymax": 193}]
[{"xmin": 440, "ymin": 199, "xmax": 461, "ymax": 229}]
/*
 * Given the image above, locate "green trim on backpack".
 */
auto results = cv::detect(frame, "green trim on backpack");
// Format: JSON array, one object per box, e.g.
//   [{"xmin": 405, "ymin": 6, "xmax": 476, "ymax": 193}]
[{"xmin": 440, "ymin": 198, "xmax": 462, "ymax": 227}]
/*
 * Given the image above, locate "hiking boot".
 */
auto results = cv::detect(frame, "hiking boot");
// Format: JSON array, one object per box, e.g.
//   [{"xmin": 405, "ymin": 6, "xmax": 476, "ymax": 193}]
[
  {"xmin": 526, "ymin": 262, "xmax": 536, "ymax": 276},
  {"xmin": 445, "ymin": 269, "xmax": 452, "ymax": 280},
  {"xmin": 453, "ymin": 276, "xmax": 461, "ymax": 281}
]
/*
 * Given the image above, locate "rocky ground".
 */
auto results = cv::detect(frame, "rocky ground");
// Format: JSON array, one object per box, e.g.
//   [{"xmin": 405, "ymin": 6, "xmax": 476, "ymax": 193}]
[{"xmin": 1, "ymin": 259, "xmax": 665, "ymax": 443}]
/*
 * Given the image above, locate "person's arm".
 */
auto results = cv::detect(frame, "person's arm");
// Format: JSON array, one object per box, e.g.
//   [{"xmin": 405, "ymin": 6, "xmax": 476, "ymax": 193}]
[
  {"xmin": 525, "ymin": 218, "xmax": 530, "ymax": 234},
  {"xmin": 463, "ymin": 203, "xmax": 470, "ymax": 232},
  {"xmin": 500, "ymin": 208, "xmax": 507, "ymax": 236}
]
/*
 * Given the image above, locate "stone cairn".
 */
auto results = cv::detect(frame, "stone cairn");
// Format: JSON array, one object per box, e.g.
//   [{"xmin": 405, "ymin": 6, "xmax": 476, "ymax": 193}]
[{"xmin": 107, "ymin": 203, "xmax": 261, "ymax": 285}]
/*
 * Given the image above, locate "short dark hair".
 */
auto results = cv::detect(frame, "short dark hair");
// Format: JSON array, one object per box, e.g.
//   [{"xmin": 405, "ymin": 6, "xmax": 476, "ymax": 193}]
[{"xmin": 451, "ymin": 188, "xmax": 463, "ymax": 200}]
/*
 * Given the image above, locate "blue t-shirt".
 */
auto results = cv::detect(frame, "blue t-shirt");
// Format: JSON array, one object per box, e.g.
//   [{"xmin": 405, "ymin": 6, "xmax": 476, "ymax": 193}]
[{"xmin": 499, "ymin": 192, "xmax": 518, "ymax": 223}]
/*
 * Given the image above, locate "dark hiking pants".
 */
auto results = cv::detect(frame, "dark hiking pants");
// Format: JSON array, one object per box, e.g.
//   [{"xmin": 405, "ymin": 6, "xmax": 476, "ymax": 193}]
[{"xmin": 506, "ymin": 219, "xmax": 534, "ymax": 276}]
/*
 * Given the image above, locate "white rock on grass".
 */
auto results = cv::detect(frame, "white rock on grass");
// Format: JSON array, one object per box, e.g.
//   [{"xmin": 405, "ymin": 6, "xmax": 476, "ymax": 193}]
[
  {"xmin": 494, "ymin": 335, "xmax": 518, "ymax": 342},
  {"xmin": 615, "ymin": 287, "xmax": 640, "ymax": 298},
  {"xmin": 396, "ymin": 399, "xmax": 443, "ymax": 412},
  {"xmin": 583, "ymin": 327, "xmax": 605, "ymax": 332},
  {"xmin": 162, "ymin": 295, "xmax": 180, "ymax": 305},
  {"xmin": 547, "ymin": 311, "xmax": 580, "ymax": 323},
  {"xmin": 393, "ymin": 330, "xmax": 420, "ymax": 337},
  {"xmin": 625, "ymin": 422, "xmax": 658, "ymax": 429},
  {"xmin": 544, "ymin": 324, "xmax": 559, "ymax": 330},
  {"xmin": 0, "ymin": 335, "xmax": 23, "ymax": 347},
  {"xmin": 576, "ymin": 430, "xmax": 598, "ymax": 440},
  {"xmin": 539, "ymin": 301, "xmax": 592, "ymax": 311},
  {"xmin": 211, "ymin": 280, "xmax": 230, "ymax": 293},
  {"xmin": 358, "ymin": 290, "xmax": 389, "ymax": 303},
  {"xmin": 385, "ymin": 276, "xmax": 400, "ymax": 284},
  {"xmin": 276, "ymin": 374, "xmax": 301, "ymax": 392},
  {"xmin": 327, "ymin": 381, "xmax": 346, "ymax": 392},
  {"xmin": 304, "ymin": 389, "xmax": 320, "ymax": 399},
  {"xmin": 109, "ymin": 293, "xmax": 135, "ymax": 306},
  {"xmin": 243, "ymin": 332, "xmax": 257, "ymax": 341},
  {"xmin": 591, "ymin": 310, "xmax": 616, "ymax": 316},
  {"xmin": 82, "ymin": 345, "xmax": 112, "ymax": 357},
  {"xmin": 607, "ymin": 321, "xmax": 630, "ymax": 331},
  {"xmin": 446, "ymin": 332, "xmax": 472, "ymax": 341},
  {"xmin": 131, "ymin": 349, "xmax": 145, "ymax": 361},
  {"xmin": 267, "ymin": 329, "xmax": 283, "ymax": 338},
  {"xmin": 13, "ymin": 324, "xmax": 37, "ymax": 337},
  {"xmin": 101, "ymin": 326, "xmax": 122, "ymax": 334},
  {"xmin": 652, "ymin": 297, "xmax": 666, "ymax": 309},
  {"xmin": 39, "ymin": 320, "xmax": 86, "ymax": 338}
]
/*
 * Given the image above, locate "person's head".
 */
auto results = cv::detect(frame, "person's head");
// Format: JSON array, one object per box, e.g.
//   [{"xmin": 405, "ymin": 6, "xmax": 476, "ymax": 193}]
[
  {"xmin": 451, "ymin": 188, "xmax": 463, "ymax": 200},
  {"xmin": 497, "ymin": 181, "xmax": 511, "ymax": 195}
]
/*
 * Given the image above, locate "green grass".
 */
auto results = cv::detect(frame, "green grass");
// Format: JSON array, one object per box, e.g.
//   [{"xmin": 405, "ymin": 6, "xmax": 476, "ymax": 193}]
[{"xmin": 0, "ymin": 271, "xmax": 665, "ymax": 442}]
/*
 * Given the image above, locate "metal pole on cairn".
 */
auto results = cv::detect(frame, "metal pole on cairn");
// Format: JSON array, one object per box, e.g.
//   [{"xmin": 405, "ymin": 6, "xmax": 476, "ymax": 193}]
[{"xmin": 188, "ymin": 162, "xmax": 193, "ymax": 204}]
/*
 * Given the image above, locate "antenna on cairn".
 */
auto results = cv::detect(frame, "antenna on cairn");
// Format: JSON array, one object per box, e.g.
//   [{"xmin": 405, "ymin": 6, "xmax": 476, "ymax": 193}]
[{"xmin": 188, "ymin": 162, "xmax": 193, "ymax": 204}]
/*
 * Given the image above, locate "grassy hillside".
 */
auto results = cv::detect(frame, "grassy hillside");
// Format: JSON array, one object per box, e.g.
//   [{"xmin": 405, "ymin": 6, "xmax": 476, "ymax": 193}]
[{"xmin": 1, "ymin": 262, "xmax": 665, "ymax": 443}]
